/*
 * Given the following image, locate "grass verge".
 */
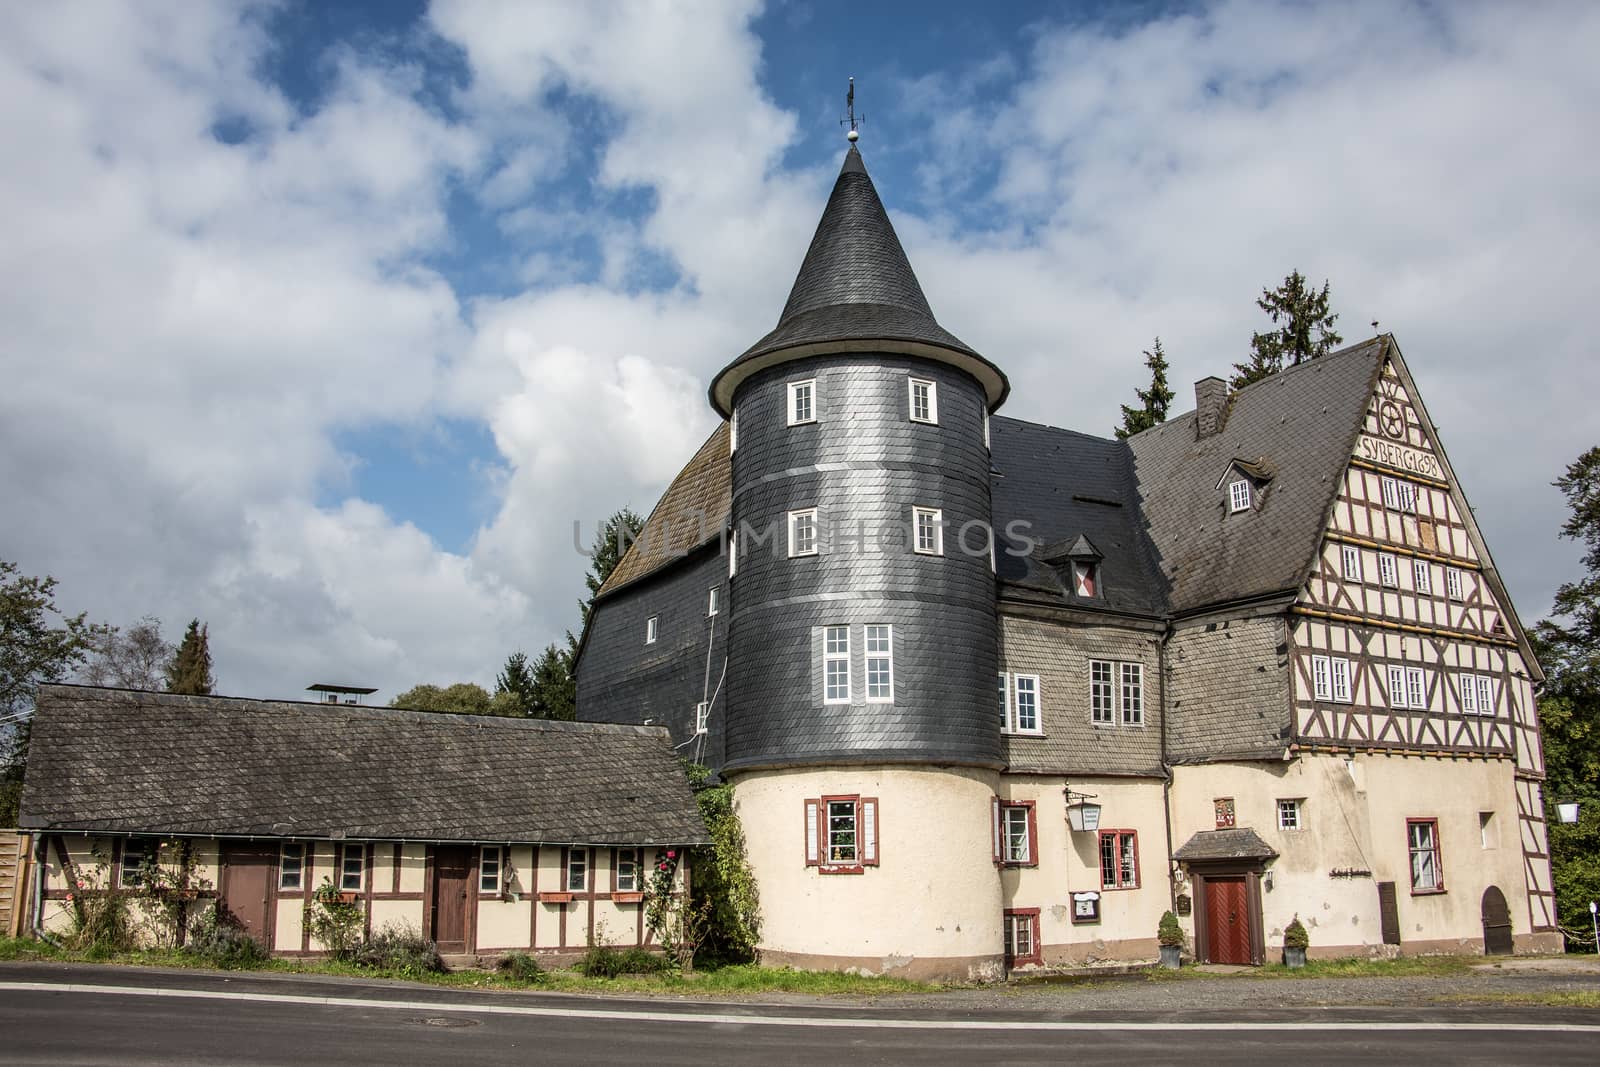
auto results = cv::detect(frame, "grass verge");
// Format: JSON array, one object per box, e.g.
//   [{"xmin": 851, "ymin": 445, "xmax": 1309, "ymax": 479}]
[
  {"xmin": 0, "ymin": 937, "xmax": 936, "ymax": 997},
  {"xmin": 1433, "ymin": 990, "xmax": 1600, "ymax": 1009}
]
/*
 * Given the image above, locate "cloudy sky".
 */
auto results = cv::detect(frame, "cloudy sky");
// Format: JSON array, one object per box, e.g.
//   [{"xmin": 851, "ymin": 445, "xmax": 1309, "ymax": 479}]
[{"xmin": 2, "ymin": 0, "xmax": 1595, "ymax": 701}]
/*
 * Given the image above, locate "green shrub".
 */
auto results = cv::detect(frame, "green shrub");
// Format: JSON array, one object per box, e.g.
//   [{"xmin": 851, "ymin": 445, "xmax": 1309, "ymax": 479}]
[
  {"xmin": 63, "ymin": 863, "xmax": 135, "ymax": 954},
  {"xmin": 184, "ymin": 904, "xmax": 268, "ymax": 969},
  {"xmin": 303, "ymin": 878, "xmax": 364, "ymax": 960},
  {"xmin": 350, "ymin": 922, "xmax": 443, "ymax": 976},
  {"xmin": 1284, "ymin": 916, "xmax": 1310, "ymax": 950},
  {"xmin": 578, "ymin": 941, "xmax": 625, "ymax": 978},
  {"xmin": 496, "ymin": 951, "xmax": 547, "ymax": 984},
  {"xmin": 1158, "ymin": 910, "xmax": 1183, "ymax": 948},
  {"xmin": 617, "ymin": 946, "xmax": 668, "ymax": 974}
]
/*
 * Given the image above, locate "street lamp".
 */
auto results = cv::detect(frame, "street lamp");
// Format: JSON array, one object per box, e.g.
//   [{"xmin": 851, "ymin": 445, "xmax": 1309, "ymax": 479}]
[
  {"xmin": 1558, "ymin": 801, "xmax": 1580, "ymax": 824},
  {"xmin": 1064, "ymin": 788, "xmax": 1101, "ymax": 832}
]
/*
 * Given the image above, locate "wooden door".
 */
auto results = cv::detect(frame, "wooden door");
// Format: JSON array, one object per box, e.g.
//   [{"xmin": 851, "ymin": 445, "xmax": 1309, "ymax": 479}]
[
  {"xmin": 220, "ymin": 843, "xmax": 277, "ymax": 949},
  {"xmin": 1205, "ymin": 876, "xmax": 1252, "ymax": 964},
  {"xmin": 1481, "ymin": 885, "xmax": 1513, "ymax": 955},
  {"xmin": 431, "ymin": 845, "xmax": 474, "ymax": 954}
]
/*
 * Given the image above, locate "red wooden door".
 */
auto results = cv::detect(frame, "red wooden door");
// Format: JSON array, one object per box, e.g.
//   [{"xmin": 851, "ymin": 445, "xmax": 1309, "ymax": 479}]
[
  {"xmin": 1205, "ymin": 876, "xmax": 1252, "ymax": 964},
  {"xmin": 220, "ymin": 843, "xmax": 277, "ymax": 949},
  {"xmin": 431, "ymin": 845, "xmax": 473, "ymax": 954}
]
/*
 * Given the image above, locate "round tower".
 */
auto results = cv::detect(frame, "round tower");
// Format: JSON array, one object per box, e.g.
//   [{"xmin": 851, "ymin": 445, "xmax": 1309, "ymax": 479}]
[{"xmin": 708, "ymin": 143, "xmax": 1011, "ymax": 980}]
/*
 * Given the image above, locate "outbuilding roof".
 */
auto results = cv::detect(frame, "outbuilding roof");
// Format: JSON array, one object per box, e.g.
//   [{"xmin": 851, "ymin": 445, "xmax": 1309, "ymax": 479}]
[
  {"xmin": 19, "ymin": 685, "xmax": 710, "ymax": 846},
  {"xmin": 1173, "ymin": 827, "xmax": 1279, "ymax": 863}
]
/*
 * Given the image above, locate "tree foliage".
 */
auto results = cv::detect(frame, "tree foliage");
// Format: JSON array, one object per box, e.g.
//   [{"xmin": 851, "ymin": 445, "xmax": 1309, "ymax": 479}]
[
  {"xmin": 529, "ymin": 643, "xmax": 576, "ymax": 721},
  {"xmin": 165, "ymin": 619, "xmax": 215, "ymax": 695},
  {"xmin": 81, "ymin": 615, "xmax": 174, "ymax": 691},
  {"xmin": 682, "ymin": 761, "xmax": 760, "ymax": 963},
  {"xmin": 1531, "ymin": 446, "xmax": 1600, "ymax": 945},
  {"xmin": 390, "ymin": 682, "xmax": 506, "ymax": 716},
  {"xmin": 1, "ymin": 560, "xmax": 102, "ymax": 824},
  {"xmin": 1116, "ymin": 337, "xmax": 1174, "ymax": 439},
  {"xmin": 495, "ymin": 651, "xmax": 538, "ymax": 717},
  {"xmin": 1230, "ymin": 270, "xmax": 1343, "ymax": 390}
]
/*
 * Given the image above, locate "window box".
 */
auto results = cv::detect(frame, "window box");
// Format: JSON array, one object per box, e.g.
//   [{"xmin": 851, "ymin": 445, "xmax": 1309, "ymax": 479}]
[
  {"xmin": 337, "ymin": 891, "xmax": 360, "ymax": 905},
  {"xmin": 538, "ymin": 892, "xmax": 575, "ymax": 904},
  {"xmin": 611, "ymin": 891, "xmax": 645, "ymax": 905}
]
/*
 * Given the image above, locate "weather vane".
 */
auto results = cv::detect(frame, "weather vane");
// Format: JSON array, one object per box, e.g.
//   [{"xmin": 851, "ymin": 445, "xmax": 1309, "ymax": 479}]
[{"xmin": 840, "ymin": 76, "xmax": 863, "ymax": 142}]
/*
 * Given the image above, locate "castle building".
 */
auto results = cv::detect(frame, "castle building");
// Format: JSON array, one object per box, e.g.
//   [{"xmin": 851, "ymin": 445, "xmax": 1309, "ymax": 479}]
[{"xmin": 573, "ymin": 141, "xmax": 1559, "ymax": 979}]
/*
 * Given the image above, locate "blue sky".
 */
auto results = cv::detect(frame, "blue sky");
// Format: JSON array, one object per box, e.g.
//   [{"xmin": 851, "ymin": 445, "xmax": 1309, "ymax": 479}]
[{"xmin": 2, "ymin": 1, "xmax": 1596, "ymax": 699}]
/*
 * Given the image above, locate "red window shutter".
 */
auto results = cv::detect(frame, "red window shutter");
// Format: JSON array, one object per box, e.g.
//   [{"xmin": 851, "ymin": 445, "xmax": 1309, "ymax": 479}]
[
  {"xmin": 861, "ymin": 797, "xmax": 879, "ymax": 866},
  {"xmin": 991, "ymin": 796, "xmax": 1003, "ymax": 865},
  {"xmin": 804, "ymin": 799, "xmax": 820, "ymax": 866},
  {"xmin": 1026, "ymin": 803, "xmax": 1039, "ymax": 867}
]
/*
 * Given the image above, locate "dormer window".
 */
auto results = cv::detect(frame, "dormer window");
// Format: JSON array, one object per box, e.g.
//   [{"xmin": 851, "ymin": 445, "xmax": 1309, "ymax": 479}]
[
  {"xmin": 1072, "ymin": 562, "xmax": 1098, "ymax": 598},
  {"xmin": 909, "ymin": 378, "xmax": 938, "ymax": 424},
  {"xmin": 1228, "ymin": 479, "xmax": 1252, "ymax": 513},
  {"xmin": 787, "ymin": 380, "xmax": 816, "ymax": 426}
]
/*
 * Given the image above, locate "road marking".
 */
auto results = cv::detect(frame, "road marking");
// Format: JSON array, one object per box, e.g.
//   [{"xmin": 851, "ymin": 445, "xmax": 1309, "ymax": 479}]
[{"xmin": 3, "ymin": 981, "xmax": 1598, "ymax": 1032}]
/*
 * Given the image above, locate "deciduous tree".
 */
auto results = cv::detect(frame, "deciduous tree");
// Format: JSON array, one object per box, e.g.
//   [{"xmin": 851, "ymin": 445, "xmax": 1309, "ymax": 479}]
[{"xmin": 81, "ymin": 616, "xmax": 174, "ymax": 691}]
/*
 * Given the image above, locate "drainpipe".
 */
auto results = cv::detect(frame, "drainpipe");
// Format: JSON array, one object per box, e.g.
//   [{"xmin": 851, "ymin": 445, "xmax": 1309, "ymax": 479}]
[
  {"xmin": 1158, "ymin": 617, "xmax": 1178, "ymax": 914},
  {"xmin": 30, "ymin": 835, "xmax": 51, "ymax": 942}
]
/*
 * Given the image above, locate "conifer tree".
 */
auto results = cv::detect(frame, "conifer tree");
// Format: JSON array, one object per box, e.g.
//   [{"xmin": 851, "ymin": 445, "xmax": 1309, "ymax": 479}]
[
  {"xmin": 580, "ymin": 507, "xmax": 645, "ymax": 626},
  {"xmin": 529, "ymin": 642, "xmax": 577, "ymax": 721},
  {"xmin": 165, "ymin": 619, "xmax": 215, "ymax": 695},
  {"xmin": 1116, "ymin": 337, "xmax": 1174, "ymax": 439},
  {"xmin": 495, "ymin": 650, "xmax": 538, "ymax": 717},
  {"xmin": 1231, "ymin": 270, "xmax": 1343, "ymax": 390}
]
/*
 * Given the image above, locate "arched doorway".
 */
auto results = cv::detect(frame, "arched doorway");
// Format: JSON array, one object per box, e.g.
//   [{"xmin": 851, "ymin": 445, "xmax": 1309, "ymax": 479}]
[{"xmin": 1481, "ymin": 885, "xmax": 1513, "ymax": 955}]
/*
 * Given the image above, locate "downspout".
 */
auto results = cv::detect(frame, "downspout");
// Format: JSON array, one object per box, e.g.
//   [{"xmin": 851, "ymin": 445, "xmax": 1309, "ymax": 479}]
[
  {"xmin": 1158, "ymin": 616, "xmax": 1178, "ymax": 914},
  {"xmin": 30, "ymin": 835, "xmax": 51, "ymax": 942}
]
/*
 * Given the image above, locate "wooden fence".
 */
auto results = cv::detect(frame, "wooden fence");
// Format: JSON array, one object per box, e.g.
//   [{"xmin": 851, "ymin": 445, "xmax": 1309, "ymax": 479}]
[{"xmin": 0, "ymin": 831, "xmax": 33, "ymax": 938}]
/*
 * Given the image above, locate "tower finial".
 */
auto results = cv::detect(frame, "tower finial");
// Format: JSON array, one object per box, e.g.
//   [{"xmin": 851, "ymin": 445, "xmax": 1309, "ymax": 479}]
[{"xmin": 841, "ymin": 76, "xmax": 862, "ymax": 142}]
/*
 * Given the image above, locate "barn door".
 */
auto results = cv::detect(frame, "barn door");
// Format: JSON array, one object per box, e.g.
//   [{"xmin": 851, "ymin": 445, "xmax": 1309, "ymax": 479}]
[{"xmin": 1481, "ymin": 885, "xmax": 1513, "ymax": 955}]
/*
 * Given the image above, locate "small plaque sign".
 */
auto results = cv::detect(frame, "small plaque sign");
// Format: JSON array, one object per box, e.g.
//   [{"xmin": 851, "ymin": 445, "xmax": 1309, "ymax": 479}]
[{"xmin": 1071, "ymin": 891, "xmax": 1101, "ymax": 924}]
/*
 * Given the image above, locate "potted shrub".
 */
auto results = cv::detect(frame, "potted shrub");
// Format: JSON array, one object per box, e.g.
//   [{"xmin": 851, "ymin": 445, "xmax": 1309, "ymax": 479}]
[
  {"xmin": 1158, "ymin": 910, "xmax": 1183, "ymax": 969},
  {"xmin": 1283, "ymin": 915, "xmax": 1309, "ymax": 968}
]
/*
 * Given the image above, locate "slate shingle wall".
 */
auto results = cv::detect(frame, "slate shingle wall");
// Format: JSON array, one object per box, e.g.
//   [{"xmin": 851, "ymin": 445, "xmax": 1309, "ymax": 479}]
[
  {"xmin": 998, "ymin": 613, "xmax": 1165, "ymax": 776},
  {"xmin": 1165, "ymin": 615, "xmax": 1292, "ymax": 763}
]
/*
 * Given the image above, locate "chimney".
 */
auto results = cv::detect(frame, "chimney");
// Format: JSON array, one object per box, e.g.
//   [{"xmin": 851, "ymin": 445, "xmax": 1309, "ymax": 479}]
[{"xmin": 1194, "ymin": 377, "xmax": 1228, "ymax": 439}]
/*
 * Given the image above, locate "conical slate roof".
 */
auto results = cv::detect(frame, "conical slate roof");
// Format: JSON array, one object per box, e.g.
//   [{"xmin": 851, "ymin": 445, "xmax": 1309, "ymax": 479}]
[{"xmin": 708, "ymin": 145, "xmax": 1008, "ymax": 415}]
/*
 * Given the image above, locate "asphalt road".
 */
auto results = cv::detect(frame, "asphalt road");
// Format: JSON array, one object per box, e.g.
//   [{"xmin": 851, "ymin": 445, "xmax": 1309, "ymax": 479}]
[{"xmin": 2, "ymin": 963, "xmax": 1597, "ymax": 1065}]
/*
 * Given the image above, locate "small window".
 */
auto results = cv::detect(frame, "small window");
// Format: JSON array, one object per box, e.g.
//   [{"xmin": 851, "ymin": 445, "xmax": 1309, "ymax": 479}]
[
  {"xmin": 827, "ymin": 799, "xmax": 858, "ymax": 865},
  {"xmin": 1072, "ymin": 561, "xmax": 1099, "ymax": 598},
  {"xmin": 787, "ymin": 379, "xmax": 816, "ymax": 425},
  {"xmin": 1413, "ymin": 559, "xmax": 1432, "ymax": 595},
  {"xmin": 1387, "ymin": 664, "xmax": 1408, "ymax": 708},
  {"xmin": 279, "ymin": 843, "xmax": 304, "ymax": 891},
  {"xmin": 789, "ymin": 508, "xmax": 819, "ymax": 557},
  {"xmin": 865, "ymin": 625, "xmax": 893, "ymax": 703},
  {"xmin": 1476, "ymin": 675, "xmax": 1495, "ymax": 715},
  {"xmin": 1460, "ymin": 673, "xmax": 1478, "ymax": 714},
  {"xmin": 913, "ymin": 507, "xmax": 943, "ymax": 556},
  {"xmin": 1011, "ymin": 674, "xmax": 1041, "ymax": 734},
  {"xmin": 1399, "ymin": 481, "xmax": 1418, "ymax": 513},
  {"xmin": 615, "ymin": 848, "xmax": 641, "ymax": 892},
  {"xmin": 1098, "ymin": 830, "xmax": 1139, "ymax": 889},
  {"xmin": 1278, "ymin": 799, "xmax": 1303, "ymax": 831},
  {"xmin": 1228, "ymin": 479, "xmax": 1252, "ymax": 513},
  {"xmin": 1214, "ymin": 798, "xmax": 1235, "ymax": 829},
  {"xmin": 1479, "ymin": 812, "xmax": 1497, "ymax": 850},
  {"xmin": 1312, "ymin": 655, "xmax": 1332, "ymax": 700},
  {"xmin": 1407, "ymin": 819, "xmax": 1443, "ymax": 893},
  {"xmin": 566, "ymin": 848, "xmax": 588, "ymax": 892},
  {"xmin": 1331, "ymin": 658, "xmax": 1352, "ymax": 703},
  {"xmin": 728, "ymin": 529, "xmax": 738, "ymax": 578},
  {"xmin": 1120, "ymin": 663, "xmax": 1143, "ymax": 726},
  {"xmin": 694, "ymin": 700, "xmax": 709, "ymax": 735},
  {"xmin": 1381, "ymin": 476, "xmax": 1400, "ymax": 510},
  {"xmin": 1003, "ymin": 909, "xmax": 1040, "ymax": 966},
  {"xmin": 1341, "ymin": 545, "xmax": 1362, "ymax": 582},
  {"xmin": 1090, "ymin": 660, "xmax": 1115, "ymax": 725},
  {"xmin": 340, "ymin": 843, "xmax": 365, "ymax": 892},
  {"xmin": 1378, "ymin": 553, "xmax": 1399, "ymax": 587},
  {"xmin": 707, "ymin": 586, "xmax": 719, "ymax": 616},
  {"xmin": 480, "ymin": 846, "xmax": 502, "ymax": 894},
  {"xmin": 1405, "ymin": 666, "xmax": 1425, "ymax": 710},
  {"xmin": 998, "ymin": 673, "xmax": 1009, "ymax": 730},
  {"xmin": 1446, "ymin": 567, "xmax": 1464, "ymax": 601},
  {"xmin": 804, "ymin": 795, "xmax": 878, "ymax": 870},
  {"xmin": 729, "ymin": 406, "xmax": 738, "ymax": 453},
  {"xmin": 645, "ymin": 615, "xmax": 659, "ymax": 644},
  {"xmin": 1000, "ymin": 803, "xmax": 1036, "ymax": 866},
  {"xmin": 119, "ymin": 839, "xmax": 154, "ymax": 888},
  {"xmin": 908, "ymin": 378, "xmax": 938, "ymax": 424},
  {"xmin": 823, "ymin": 625, "xmax": 851, "ymax": 704}
]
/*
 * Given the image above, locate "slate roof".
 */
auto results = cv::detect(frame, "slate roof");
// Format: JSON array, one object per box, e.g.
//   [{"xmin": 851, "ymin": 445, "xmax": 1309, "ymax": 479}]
[
  {"xmin": 597, "ymin": 421, "xmax": 730, "ymax": 598},
  {"xmin": 1126, "ymin": 338, "xmax": 1388, "ymax": 615},
  {"xmin": 19, "ymin": 685, "xmax": 710, "ymax": 845},
  {"xmin": 1173, "ymin": 827, "xmax": 1279, "ymax": 862},
  {"xmin": 708, "ymin": 146, "xmax": 1008, "ymax": 415}
]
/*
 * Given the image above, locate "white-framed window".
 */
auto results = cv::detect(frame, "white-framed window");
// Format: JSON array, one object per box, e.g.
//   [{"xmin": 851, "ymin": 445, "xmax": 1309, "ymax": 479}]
[
  {"xmin": 729, "ymin": 406, "xmax": 738, "ymax": 453},
  {"xmin": 279, "ymin": 842, "xmax": 304, "ymax": 891},
  {"xmin": 1341, "ymin": 544, "xmax": 1362, "ymax": 582},
  {"xmin": 1378, "ymin": 553, "xmax": 1399, "ymax": 587},
  {"xmin": 728, "ymin": 529, "xmax": 738, "ymax": 578},
  {"xmin": 998, "ymin": 673, "xmax": 1008, "ymax": 730},
  {"xmin": 1120, "ymin": 663, "xmax": 1143, "ymax": 725},
  {"xmin": 1446, "ymin": 567, "xmax": 1464, "ymax": 601},
  {"xmin": 1387, "ymin": 665, "xmax": 1427, "ymax": 709},
  {"xmin": 480, "ymin": 845, "xmax": 502, "ymax": 893},
  {"xmin": 1381, "ymin": 476, "xmax": 1401, "ymax": 510},
  {"xmin": 694, "ymin": 700, "xmax": 709, "ymax": 735},
  {"xmin": 1011, "ymin": 674, "xmax": 1041, "ymax": 734},
  {"xmin": 983, "ymin": 411, "xmax": 991, "ymax": 450},
  {"xmin": 340, "ymin": 843, "xmax": 365, "ymax": 892},
  {"xmin": 645, "ymin": 615, "xmax": 659, "ymax": 644},
  {"xmin": 707, "ymin": 586, "xmax": 720, "ymax": 616},
  {"xmin": 865, "ymin": 624, "xmax": 894, "ymax": 703},
  {"xmin": 119, "ymin": 839, "xmax": 154, "ymax": 887},
  {"xmin": 823, "ymin": 625, "xmax": 851, "ymax": 704},
  {"xmin": 1413, "ymin": 559, "xmax": 1432, "ymax": 595},
  {"xmin": 787, "ymin": 379, "xmax": 816, "ymax": 425},
  {"xmin": 804, "ymin": 795, "xmax": 879, "ymax": 870},
  {"xmin": 1090, "ymin": 660, "xmax": 1115, "ymax": 725},
  {"xmin": 1229, "ymin": 479, "xmax": 1252, "ymax": 513},
  {"xmin": 1460, "ymin": 673, "xmax": 1478, "ymax": 714},
  {"xmin": 1278, "ymin": 798, "xmax": 1303, "ymax": 831},
  {"xmin": 566, "ymin": 848, "xmax": 588, "ymax": 892},
  {"xmin": 827, "ymin": 799, "xmax": 858, "ymax": 865},
  {"xmin": 1399, "ymin": 481, "xmax": 1417, "ymax": 513},
  {"xmin": 999, "ymin": 802, "xmax": 1035, "ymax": 865},
  {"xmin": 908, "ymin": 377, "xmax": 938, "ymax": 424},
  {"xmin": 615, "ymin": 848, "xmax": 641, "ymax": 892},
  {"xmin": 1408, "ymin": 819, "xmax": 1443, "ymax": 893},
  {"xmin": 1331, "ymin": 657, "xmax": 1352, "ymax": 703},
  {"xmin": 789, "ymin": 508, "xmax": 819, "ymax": 557},
  {"xmin": 1387, "ymin": 665, "xmax": 1407, "ymax": 708},
  {"xmin": 1476, "ymin": 675, "xmax": 1495, "ymax": 715},
  {"xmin": 913, "ymin": 507, "xmax": 943, "ymax": 555},
  {"xmin": 1406, "ymin": 666, "xmax": 1425, "ymax": 709}
]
